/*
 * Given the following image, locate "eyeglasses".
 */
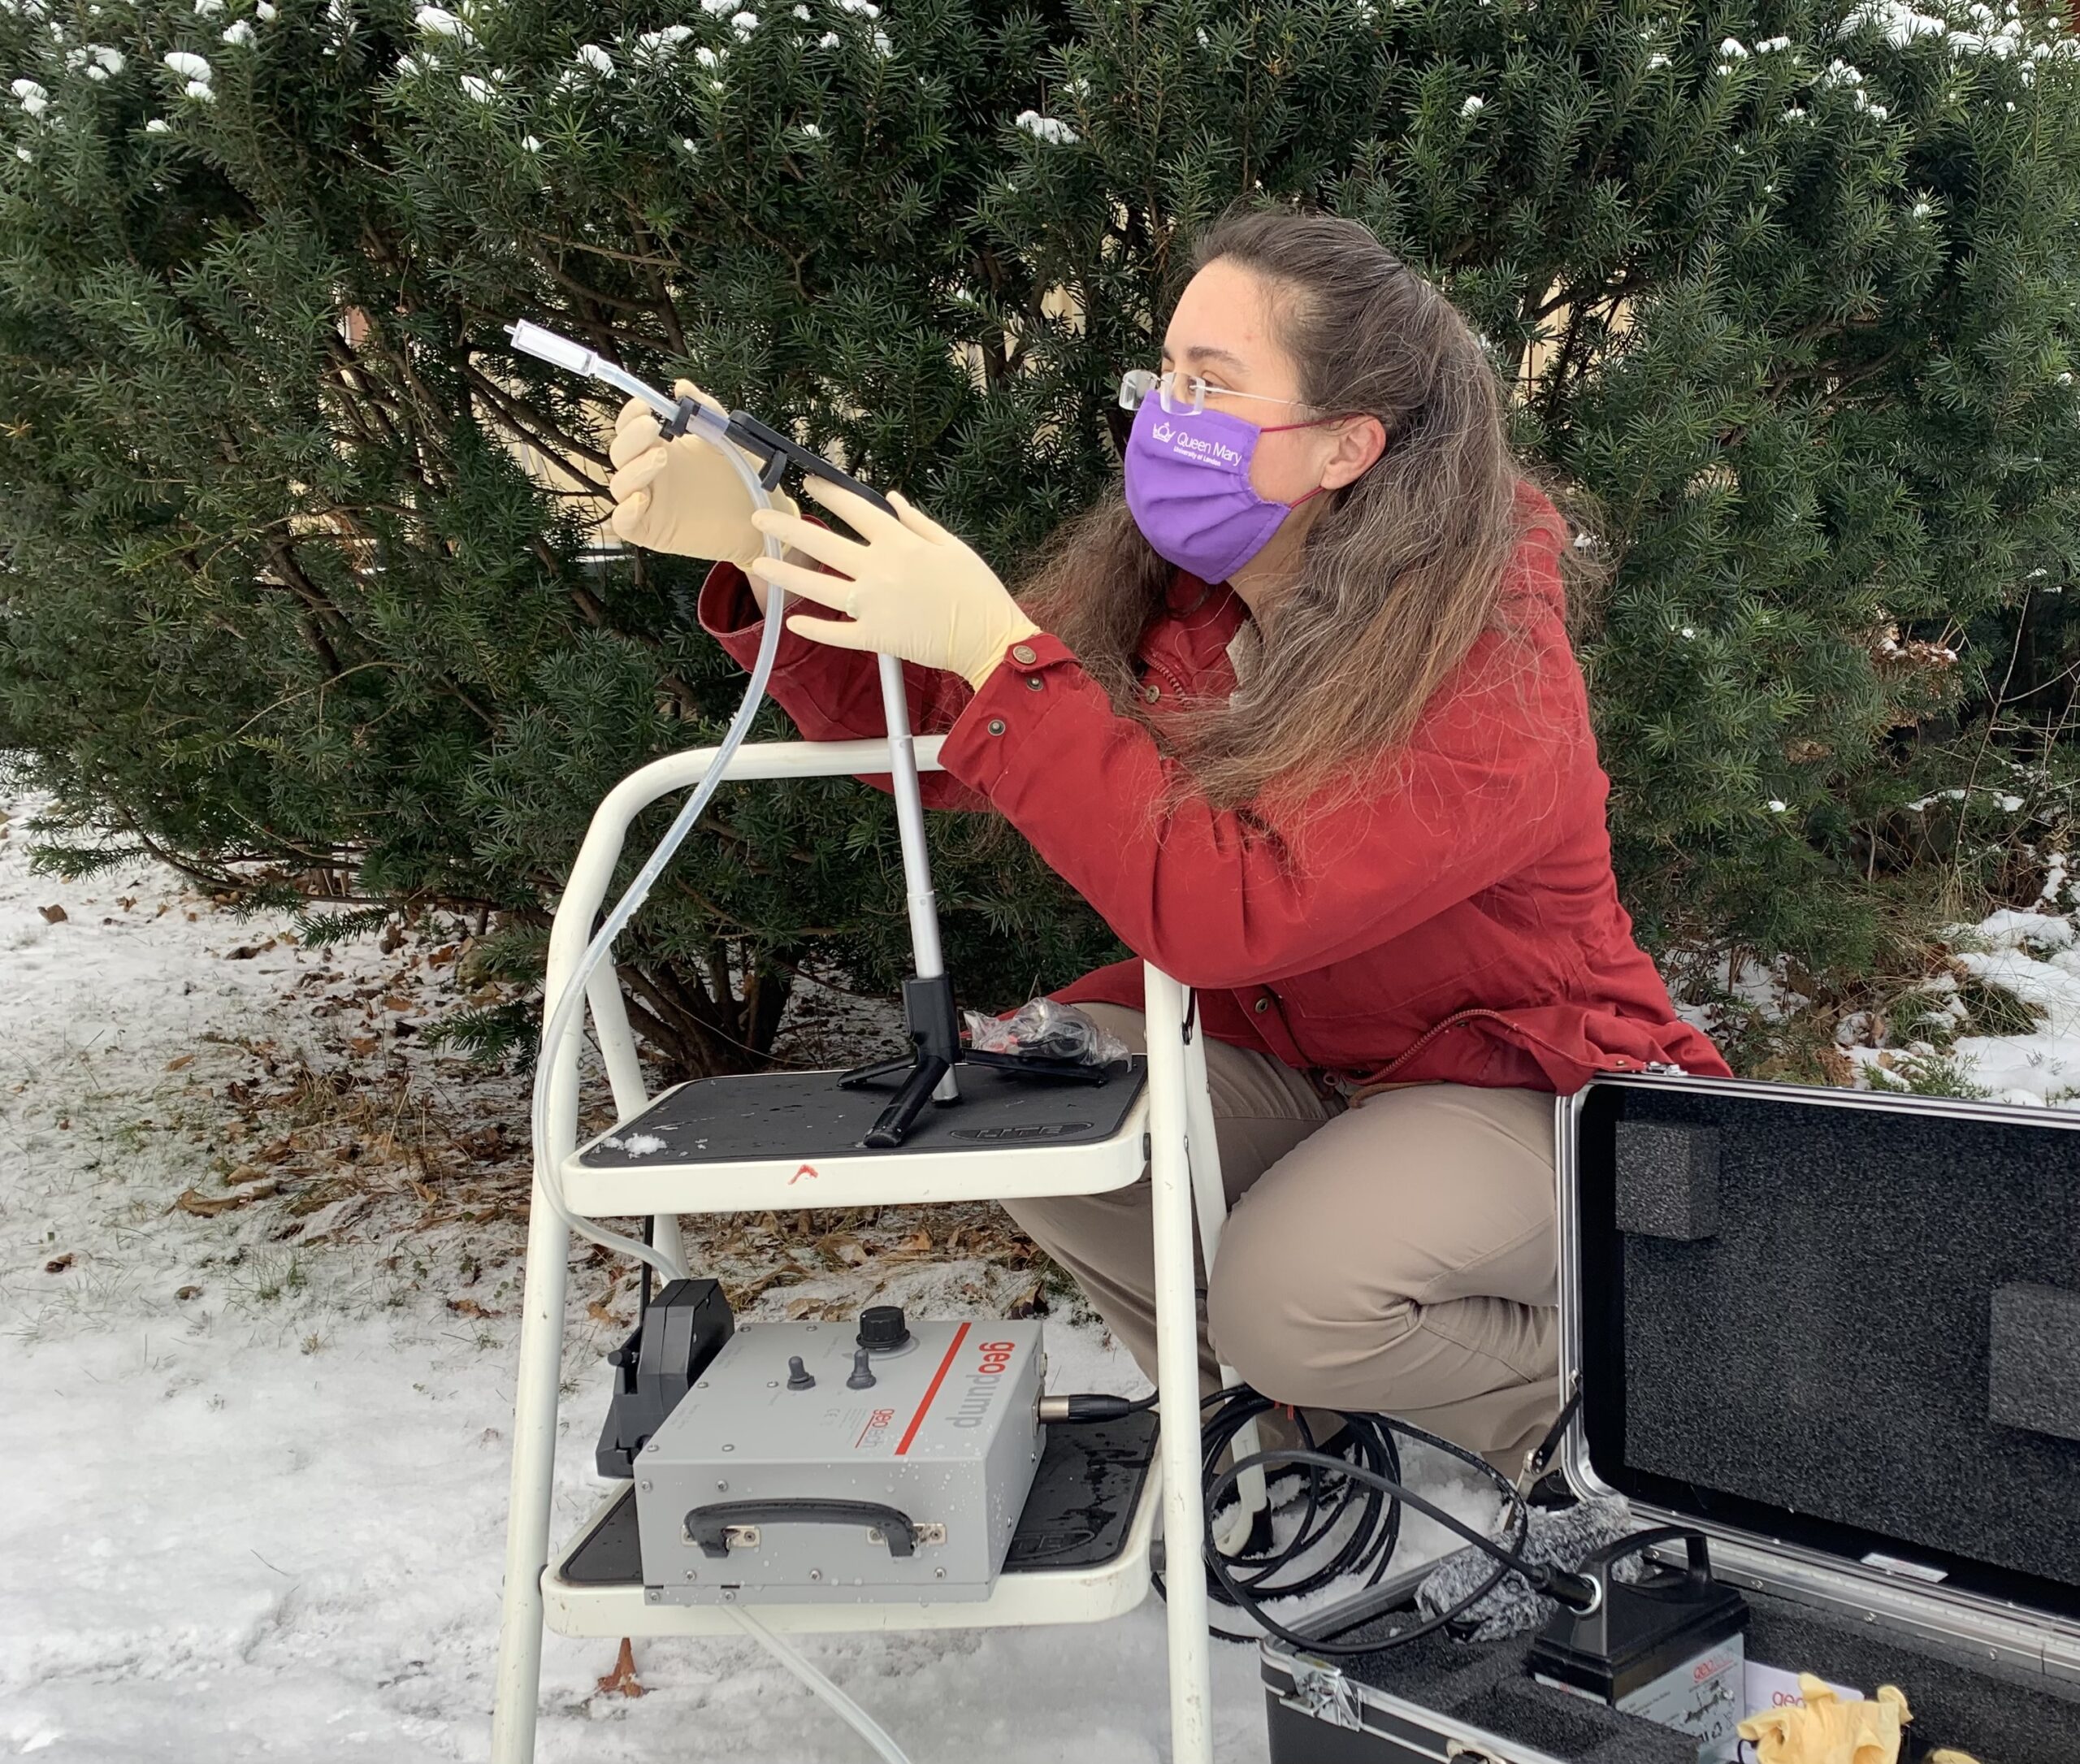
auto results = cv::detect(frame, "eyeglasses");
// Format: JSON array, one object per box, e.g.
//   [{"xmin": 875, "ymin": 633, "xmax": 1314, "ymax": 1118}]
[{"xmin": 1116, "ymin": 366, "xmax": 1320, "ymax": 418}]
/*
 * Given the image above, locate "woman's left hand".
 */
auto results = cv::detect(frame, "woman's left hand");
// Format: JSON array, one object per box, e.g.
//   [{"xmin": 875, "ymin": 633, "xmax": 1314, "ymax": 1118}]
[{"xmin": 745, "ymin": 479, "xmax": 1040, "ymax": 689}]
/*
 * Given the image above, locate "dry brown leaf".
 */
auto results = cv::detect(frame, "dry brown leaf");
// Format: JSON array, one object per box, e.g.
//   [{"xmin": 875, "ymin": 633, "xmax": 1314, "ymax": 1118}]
[
  {"xmin": 164, "ymin": 1054, "xmax": 196, "ymax": 1072},
  {"xmin": 730, "ymin": 1268, "xmax": 803, "ymax": 1306},
  {"xmin": 44, "ymin": 1253, "xmax": 75, "ymax": 1274},
  {"xmin": 817, "ymin": 1232, "xmax": 868, "ymax": 1268},
  {"xmin": 175, "ymin": 1285, "xmax": 202, "ymax": 1302},
  {"xmin": 380, "ymin": 993, "xmax": 414, "ymax": 1012},
  {"xmin": 174, "ymin": 1187, "xmax": 245, "ymax": 1217},
  {"xmin": 587, "ymin": 1302, "xmax": 629, "ymax": 1327},
  {"xmin": 348, "ymin": 1036, "xmax": 381, "ymax": 1055},
  {"xmin": 595, "ymin": 1637, "xmax": 645, "ymax": 1699},
  {"xmin": 447, "ymin": 1297, "xmax": 500, "ymax": 1319},
  {"xmin": 883, "ymin": 1229, "xmax": 935, "ymax": 1261},
  {"xmin": 37, "ymin": 904, "xmax": 66, "ymax": 924}
]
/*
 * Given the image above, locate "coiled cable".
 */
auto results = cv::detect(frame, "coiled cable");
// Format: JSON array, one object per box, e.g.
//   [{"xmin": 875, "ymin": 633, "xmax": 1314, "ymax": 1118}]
[{"xmin": 1087, "ymin": 1385, "xmax": 1568, "ymax": 1653}]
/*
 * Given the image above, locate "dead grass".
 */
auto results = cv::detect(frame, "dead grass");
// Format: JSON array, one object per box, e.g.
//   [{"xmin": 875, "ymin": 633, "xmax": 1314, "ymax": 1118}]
[{"xmin": 171, "ymin": 958, "xmax": 1059, "ymax": 1329}]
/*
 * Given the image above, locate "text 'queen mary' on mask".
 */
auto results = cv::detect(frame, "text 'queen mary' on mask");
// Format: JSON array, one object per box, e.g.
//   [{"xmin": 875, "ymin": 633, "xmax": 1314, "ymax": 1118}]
[{"xmin": 1121, "ymin": 392, "xmax": 1332, "ymax": 585}]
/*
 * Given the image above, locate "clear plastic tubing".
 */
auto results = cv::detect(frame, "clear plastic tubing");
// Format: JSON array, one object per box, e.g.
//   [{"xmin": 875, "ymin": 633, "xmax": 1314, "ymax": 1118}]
[{"xmin": 507, "ymin": 321, "xmax": 788, "ymax": 1281}]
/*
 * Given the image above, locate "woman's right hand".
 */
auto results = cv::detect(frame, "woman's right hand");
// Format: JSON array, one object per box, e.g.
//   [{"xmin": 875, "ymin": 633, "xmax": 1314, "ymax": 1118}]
[{"xmin": 607, "ymin": 381, "xmax": 799, "ymax": 600}]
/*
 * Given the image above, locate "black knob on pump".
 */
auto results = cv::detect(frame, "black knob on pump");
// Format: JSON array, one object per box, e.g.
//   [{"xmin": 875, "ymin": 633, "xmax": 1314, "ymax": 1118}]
[{"xmin": 857, "ymin": 1305, "xmax": 911, "ymax": 1353}]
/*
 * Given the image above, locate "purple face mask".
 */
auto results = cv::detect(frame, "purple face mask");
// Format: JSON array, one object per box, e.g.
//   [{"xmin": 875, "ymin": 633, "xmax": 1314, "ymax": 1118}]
[{"xmin": 1122, "ymin": 395, "xmax": 1326, "ymax": 583}]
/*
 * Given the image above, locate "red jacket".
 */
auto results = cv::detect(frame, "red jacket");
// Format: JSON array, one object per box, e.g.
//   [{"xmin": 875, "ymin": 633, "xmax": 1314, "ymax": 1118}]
[{"xmin": 698, "ymin": 495, "xmax": 1729, "ymax": 1095}]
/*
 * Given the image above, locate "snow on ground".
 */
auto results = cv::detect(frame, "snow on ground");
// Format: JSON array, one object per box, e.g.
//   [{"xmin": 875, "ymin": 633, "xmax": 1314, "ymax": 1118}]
[
  {"xmin": 16, "ymin": 776, "xmax": 2073, "ymax": 1763},
  {"xmin": 0, "ymin": 791, "xmax": 1497, "ymax": 1764},
  {"xmin": 1904, "ymin": 908, "xmax": 2080, "ymax": 1103}
]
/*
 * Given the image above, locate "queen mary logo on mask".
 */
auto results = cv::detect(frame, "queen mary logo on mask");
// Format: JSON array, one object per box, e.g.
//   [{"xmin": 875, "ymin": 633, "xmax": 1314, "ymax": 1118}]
[
  {"xmin": 1124, "ymin": 395, "xmax": 1298, "ymax": 583},
  {"xmin": 1150, "ymin": 415, "xmax": 1245, "ymax": 467}
]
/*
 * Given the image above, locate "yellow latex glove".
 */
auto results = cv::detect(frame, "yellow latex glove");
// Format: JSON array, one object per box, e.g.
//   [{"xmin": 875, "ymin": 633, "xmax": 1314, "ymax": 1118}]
[
  {"xmin": 745, "ymin": 478, "xmax": 1041, "ymax": 689},
  {"xmin": 1736, "ymin": 1676, "xmax": 1913, "ymax": 1764},
  {"xmin": 606, "ymin": 381, "xmax": 797, "ymax": 569}
]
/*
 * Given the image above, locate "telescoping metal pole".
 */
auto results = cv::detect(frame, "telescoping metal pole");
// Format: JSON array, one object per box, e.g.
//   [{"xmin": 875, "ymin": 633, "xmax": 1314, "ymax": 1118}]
[{"xmin": 875, "ymin": 656, "xmax": 961, "ymax": 1105}]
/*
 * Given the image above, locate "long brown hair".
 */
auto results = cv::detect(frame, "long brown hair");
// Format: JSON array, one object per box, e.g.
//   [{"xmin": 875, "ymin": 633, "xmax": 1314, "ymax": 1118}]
[{"xmin": 1020, "ymin": 206, "xmax": 1554, "ymax": 810}]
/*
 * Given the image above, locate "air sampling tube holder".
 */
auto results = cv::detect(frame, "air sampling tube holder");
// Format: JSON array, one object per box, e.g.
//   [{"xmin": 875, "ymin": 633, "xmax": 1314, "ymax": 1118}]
[{"xmin": 505, "ymin": 319, "xmax": 899, "ymax": 518}]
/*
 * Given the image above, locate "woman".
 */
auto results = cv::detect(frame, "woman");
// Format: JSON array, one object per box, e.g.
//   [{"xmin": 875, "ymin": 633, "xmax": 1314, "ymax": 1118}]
[{"xmin": 608, "ymin": 208, "xmax": 1730, "ymax": 1471}]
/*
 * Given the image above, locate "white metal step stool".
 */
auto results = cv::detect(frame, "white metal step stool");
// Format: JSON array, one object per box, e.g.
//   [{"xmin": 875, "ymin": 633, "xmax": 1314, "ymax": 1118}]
[{"xmin": 488, "ymin": 733, "xmax": 1262, "ymax": 1764}]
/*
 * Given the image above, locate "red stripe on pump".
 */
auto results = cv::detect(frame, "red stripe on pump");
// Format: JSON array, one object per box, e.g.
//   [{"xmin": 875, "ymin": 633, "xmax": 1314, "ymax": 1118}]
[{"xmin": 894, "ymin": 1322, "xmax": 971, "ymax": 1456}]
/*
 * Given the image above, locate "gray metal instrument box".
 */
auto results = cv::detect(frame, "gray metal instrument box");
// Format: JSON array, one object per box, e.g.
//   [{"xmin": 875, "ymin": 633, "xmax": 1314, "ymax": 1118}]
[{"xmin": 634, "ymin": 1318, "xmax": 1044, "ymax": 1605}]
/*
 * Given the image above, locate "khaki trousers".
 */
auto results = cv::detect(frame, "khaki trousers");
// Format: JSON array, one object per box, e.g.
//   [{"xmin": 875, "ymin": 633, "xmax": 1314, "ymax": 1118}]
[{"xmin": 1003, "ymin": 1004, "xmax": 1562, "ymax": 1468}]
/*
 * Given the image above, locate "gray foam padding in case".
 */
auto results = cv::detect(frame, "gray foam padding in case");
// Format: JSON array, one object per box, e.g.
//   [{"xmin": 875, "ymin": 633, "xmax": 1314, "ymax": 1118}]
[
  {"xmin": 1739, "ymin": 1592, "xmax": 2080, "ymax": 1764},
  {"xmin": 1328, "ymin": 1588, "xmax": 2080, "ymax": 1764},
  {"xmin": 1613, "ymin": 1120, "xmax": 1719, "ymax": 1241},
  {"xmin": 1990, "ymin": 1281, "xmax": 2080, "ymax": 1443},
  {"xmin": 1331, "ymin": 1617, "xmax": 1690, "ymax": 1764},
  {"xmin": 1606, "ymin": 1086, "xmax": 2080, "ymax": 1589}
]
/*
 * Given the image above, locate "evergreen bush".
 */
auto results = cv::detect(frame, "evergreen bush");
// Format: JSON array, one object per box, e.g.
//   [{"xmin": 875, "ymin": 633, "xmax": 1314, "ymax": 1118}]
[{"xmin": 3, "ymin": 0, "xmax": 2078, "ymax": 1076}]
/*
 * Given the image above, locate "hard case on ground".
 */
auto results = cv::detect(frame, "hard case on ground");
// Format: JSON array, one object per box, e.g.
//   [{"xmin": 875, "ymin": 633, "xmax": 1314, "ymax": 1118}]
[{"xmin": 1260, "ymin": 1074, "xmax": 2080, "ymax": 1764}]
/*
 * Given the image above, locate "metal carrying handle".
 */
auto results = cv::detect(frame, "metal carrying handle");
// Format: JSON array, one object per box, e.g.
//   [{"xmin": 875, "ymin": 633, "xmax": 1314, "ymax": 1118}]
[{"xmin": 684, "ymin": 1497, "xmax": 925, "ymax": 1559}]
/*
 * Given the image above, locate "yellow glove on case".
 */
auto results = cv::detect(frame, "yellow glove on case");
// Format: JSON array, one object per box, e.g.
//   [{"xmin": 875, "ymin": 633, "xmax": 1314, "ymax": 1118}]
[
  {"xmin": 745, "ymin": 478, "xmax": 1041, "ymax": 689},
  {"xmin": 606, "ymin": 380, "xmax": 797, "ymax": 568},
  {"xmin": 1736, "ymin": 1675, "xmax": 1917, "ymax": 1764}
]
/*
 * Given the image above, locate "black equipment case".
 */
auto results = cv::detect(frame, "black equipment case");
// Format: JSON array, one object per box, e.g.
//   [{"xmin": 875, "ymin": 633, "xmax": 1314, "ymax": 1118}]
[{"xmin": 1259, "ymin": 1073, "xmax": 2080, "ymax": 1763}]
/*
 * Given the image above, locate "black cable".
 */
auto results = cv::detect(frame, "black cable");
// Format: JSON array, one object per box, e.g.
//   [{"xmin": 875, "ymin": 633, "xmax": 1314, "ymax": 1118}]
[
  {"xmin": 1519, "ymin": 1383, "xmax": 1584, "ymax": 1489},
  {"xmin": 1208, "ymin": 1446, "xmax": 1562, "ymax": 1655},
  {"xmin": 1037, "ymin": 1392, "xmax": 1156, "ymax": 1423},
  {"xmin": 1191, "ymin": 1389, "xmax": 1406, "ymax": 1643},
  {"xmin": 1059, "ymin": 1385, "xmax": 1574, "ymax": 1655}
]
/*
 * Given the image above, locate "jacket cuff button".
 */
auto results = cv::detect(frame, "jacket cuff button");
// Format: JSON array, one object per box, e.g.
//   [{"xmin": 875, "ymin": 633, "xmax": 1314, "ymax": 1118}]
[
  {"xmin": 1026, "ymin": 676, "xmax": 1045, "ymax": 691},
  {"xmin": 986, "ymin": 717, "xmax": 1008, "ymax": 736},
  {"xmin": 1011, "ymin": 642, "xmax": 1038, "ymax": 665},
  {"xmin": 1252, "ymin": 997, "xmax": 1271, "ymax": 1013},
  {"xmin": 1144, "ymin": 684, "xmax": 1162, "ymax": 703}
]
